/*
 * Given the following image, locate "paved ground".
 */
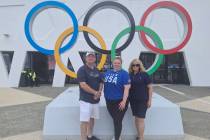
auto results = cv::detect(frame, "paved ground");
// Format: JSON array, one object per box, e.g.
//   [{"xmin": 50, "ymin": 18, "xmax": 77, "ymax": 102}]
[{"xmin": 0, "ymin": 84, "xmax": 210, "ymax": 140}]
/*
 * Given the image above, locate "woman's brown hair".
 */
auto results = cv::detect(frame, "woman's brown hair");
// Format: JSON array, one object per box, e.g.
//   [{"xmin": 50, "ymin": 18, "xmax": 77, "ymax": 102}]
[{"xmin": 112, "ymin": 56, "xmax": 122, "ymax": 63}]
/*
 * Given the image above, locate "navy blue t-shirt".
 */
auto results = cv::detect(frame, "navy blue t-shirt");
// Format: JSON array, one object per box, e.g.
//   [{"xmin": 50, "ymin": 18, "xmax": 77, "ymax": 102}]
[
  {"xmin": 77, "ymin": 65, "xmax": 103, "ymax": 104},
  {"xmin": 129, "ymin": 72, "xmax": 152, "ymax": 101},
  {"xmin": 104, "ymin": 69, "xmax": 130, "ymax": 100}
]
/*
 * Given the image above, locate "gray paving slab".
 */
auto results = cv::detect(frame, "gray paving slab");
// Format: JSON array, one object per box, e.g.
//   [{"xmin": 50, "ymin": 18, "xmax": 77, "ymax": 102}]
[
  {"xmin": 181, "ymin": 108, "xmax": 210, "ymax": 140},
  {"xmin": 16, "ymin": 86, "xmax": 69, "ymax": 98},
  {"xmin": 0, "ymin": 101, "xmax": 49, "ymax": 138},
  {"xmin": 164, "ymin": 85, "xmax": 210, "ymax": 99},
  {"xmin": 153, "ymin": 86, "xmax": 190, "ymax": 103}
]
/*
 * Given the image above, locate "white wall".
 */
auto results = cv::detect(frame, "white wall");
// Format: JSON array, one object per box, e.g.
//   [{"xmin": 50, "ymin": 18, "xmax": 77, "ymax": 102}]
[{"xmin": 0, "ymin": 0, "xmax": 210, "ymax": 87}]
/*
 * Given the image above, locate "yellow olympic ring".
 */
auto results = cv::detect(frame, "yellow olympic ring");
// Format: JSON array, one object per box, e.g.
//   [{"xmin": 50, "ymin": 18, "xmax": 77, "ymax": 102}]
[{"xmin": 54, "ymin": 26, "xmax": 107, "ymax": 78}]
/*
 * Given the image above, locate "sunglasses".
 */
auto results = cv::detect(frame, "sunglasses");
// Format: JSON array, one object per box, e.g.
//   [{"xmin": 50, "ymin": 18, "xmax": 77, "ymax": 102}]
[{"xmin": 132, "ymin": 64, "xmax": 140, "ymax": 67}]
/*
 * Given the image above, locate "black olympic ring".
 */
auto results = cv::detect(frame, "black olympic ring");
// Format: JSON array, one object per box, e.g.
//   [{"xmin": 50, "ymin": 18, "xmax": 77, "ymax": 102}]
[{"xmin": 83, "ymin": 1, "xmax": 135, "ymax": 54}]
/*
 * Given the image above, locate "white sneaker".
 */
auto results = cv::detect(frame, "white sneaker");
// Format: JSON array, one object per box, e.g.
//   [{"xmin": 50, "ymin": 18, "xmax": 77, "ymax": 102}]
[{"xmin": 112, "ymin": 137, "xmax": 121, "ymax": 140}]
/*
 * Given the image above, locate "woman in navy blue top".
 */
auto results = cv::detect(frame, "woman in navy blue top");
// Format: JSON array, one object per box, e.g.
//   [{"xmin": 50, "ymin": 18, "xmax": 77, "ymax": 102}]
[
  {"xmin": 104, "ymin": 57, "xmax": 131, "ymax": 140},
  {"xmin": 128, "ymin": 59, "xmax": 153, "ymax": 140}
]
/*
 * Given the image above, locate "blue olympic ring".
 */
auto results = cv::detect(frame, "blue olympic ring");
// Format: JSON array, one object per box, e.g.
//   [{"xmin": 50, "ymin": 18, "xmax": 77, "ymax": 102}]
[{"xmin": 24, "ymin": 1, "xmax": 79, "ymax": 55}]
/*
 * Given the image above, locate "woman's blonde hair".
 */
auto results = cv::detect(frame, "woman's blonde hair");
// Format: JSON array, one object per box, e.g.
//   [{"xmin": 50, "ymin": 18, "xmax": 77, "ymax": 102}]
[{"xmin": 128, "ymin": 59, "xmax": 146, "ymax": 73}]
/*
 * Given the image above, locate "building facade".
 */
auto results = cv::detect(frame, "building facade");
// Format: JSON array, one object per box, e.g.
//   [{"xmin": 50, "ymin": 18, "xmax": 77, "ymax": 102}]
[{"xmin": 0, "ymin": 0, "xmax": 210, "ymax": 87}]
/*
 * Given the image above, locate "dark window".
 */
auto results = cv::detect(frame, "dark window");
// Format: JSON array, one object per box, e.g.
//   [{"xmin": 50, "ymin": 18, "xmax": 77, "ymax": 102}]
[{"xmin": 140, "ymin": 52, "xmax": 190, "ymax": 85}]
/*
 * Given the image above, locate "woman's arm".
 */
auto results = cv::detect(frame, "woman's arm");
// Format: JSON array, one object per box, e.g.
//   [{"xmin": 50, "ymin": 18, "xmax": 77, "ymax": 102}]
[
  {"xmin": 147, "ymin": 84, "xmax": 153, "ymax": 108},
  {"xmin": 119, "ymin": 84, "xmax": 131, "ymax": 110},
  {"xmin": 123, "ymin": 84, "xmax": 131, "ymax": 102}
]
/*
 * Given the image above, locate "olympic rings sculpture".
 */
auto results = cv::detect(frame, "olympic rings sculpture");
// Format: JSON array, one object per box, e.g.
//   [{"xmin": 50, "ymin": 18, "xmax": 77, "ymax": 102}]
[{"xmin": 24, "ymin": 1, "xmax": 192, "ymax": 78}]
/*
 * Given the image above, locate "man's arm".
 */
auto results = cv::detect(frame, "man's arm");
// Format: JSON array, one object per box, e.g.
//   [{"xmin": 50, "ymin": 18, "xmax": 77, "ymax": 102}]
[
  {"xmin": 79, "ymin": 82, "xmax": 99, "ymax": 96},
  {"xmin": 94, "ymin": 82, "xmax": 103, "ymax": 99},
  {"xmin": 99, "ymin": 83, "xmax": 103, "ymax": 93}
]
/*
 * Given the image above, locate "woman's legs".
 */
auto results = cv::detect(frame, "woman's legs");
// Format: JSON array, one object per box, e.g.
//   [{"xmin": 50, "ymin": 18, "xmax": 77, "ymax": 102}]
[
  {"xmin": 129, "ymin": 100, "xmax": 147, "ymax": 140},
  {"xmin": 106, "ymin": 100, "xmax": 128, "ymax": 140},
  {"xmin": 135, "ymin": 117, "xmax": 145, "ymax": 140},
  {"xmin": 113, "ymin": 118, "xmax": 122, "ymax": 140}
]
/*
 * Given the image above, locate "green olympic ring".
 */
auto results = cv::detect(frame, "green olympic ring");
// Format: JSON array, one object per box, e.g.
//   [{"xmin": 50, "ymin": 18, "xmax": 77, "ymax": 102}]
[{"xmin": 111, "ymin": 26, "xmax": 164, "ymax": 75}]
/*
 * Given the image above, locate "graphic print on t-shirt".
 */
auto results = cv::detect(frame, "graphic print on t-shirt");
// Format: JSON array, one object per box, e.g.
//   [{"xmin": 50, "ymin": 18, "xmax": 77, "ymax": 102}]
[{"xmin": 104, "ymin": 73, "xmax": 118, "ymax": 85}]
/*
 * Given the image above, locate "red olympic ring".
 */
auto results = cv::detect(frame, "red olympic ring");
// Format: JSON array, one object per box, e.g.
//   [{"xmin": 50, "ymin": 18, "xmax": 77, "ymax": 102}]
[{"xmin": 139, "ymin": 1, "xmax": 192, "ymax": 55}]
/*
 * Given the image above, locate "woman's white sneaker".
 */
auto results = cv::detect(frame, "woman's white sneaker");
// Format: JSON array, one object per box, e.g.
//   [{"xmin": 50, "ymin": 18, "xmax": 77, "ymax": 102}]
[{"xmin": 112, "ymin": 137, "xmax": 121, "ymax": 140}]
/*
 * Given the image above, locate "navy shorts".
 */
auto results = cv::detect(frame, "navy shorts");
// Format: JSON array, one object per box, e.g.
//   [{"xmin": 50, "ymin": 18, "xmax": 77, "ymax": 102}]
[{"xmin": 129, "ymin": 100, "xmax": 148, "ymax": 118}]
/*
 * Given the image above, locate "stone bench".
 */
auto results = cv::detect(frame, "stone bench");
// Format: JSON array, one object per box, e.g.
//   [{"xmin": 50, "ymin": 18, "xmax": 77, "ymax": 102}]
[{"xmin": 43, "ymin": 86, "xmax": 184, "ymax": 140}]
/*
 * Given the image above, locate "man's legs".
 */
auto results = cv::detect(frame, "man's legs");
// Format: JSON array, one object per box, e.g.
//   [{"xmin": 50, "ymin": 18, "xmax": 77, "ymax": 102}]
[
  {"xmin": 80, "ymin": 101, "xmax": 99, "ymax": 140},
  {"xmin": 81, "ymin": 121, "xmax": 88, "ymax": 140},
  {"xmin": 81, "ymin": 119, "xmax": 96, "ymax": 140},
  {"xmin": 87, "ymin": 118, "xmax": 94, "ymax": 138},
  {"xmin": 87, "ymin": 103, "xmax": 100, "ymax": 140},
  {"xmin": 80, "ymin": 101, "xmax": 90, "ymax": 140}
]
